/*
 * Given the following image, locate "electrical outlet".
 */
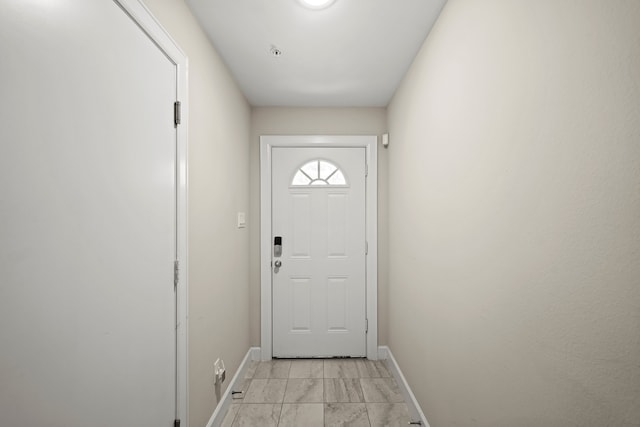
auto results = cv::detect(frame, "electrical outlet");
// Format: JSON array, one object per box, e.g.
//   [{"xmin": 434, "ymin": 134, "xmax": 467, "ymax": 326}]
[{"xmin": 214, "ymin": 358, "xmax": 226, "ymax": 385}]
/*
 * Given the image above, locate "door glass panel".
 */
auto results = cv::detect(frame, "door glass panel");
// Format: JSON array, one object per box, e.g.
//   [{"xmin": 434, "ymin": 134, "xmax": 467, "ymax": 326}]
[
  {"xmin": 292, "ymin": 160, "xmax": 347, "ymax": 187},
  {"xmin": 327, "ymin": 170, "xmax": 346, "ymax": 186},
  {"xmin": 301, "ymin": 161, "xmax": 319, "ymax": 180},
  {"xmin": 292, "ymin": 171, "xmax": 312, "ymax": 186},
  {"xmin": 319, "ymin": 161, "xmax": 337, "ymax": 180}
]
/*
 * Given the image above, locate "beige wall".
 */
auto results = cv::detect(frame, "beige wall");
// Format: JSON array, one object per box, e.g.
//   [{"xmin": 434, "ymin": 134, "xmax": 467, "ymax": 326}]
[
  {"xmin": 387, "ymin": 1, "xmax": 640, "ymax": 426},
  {"xmin": 141, "ymin": 2, "xmax": 251, "ymax": 426},
  {"xmin": 249, "ymin": 107, "xmax": 389, "ymax": 347}
]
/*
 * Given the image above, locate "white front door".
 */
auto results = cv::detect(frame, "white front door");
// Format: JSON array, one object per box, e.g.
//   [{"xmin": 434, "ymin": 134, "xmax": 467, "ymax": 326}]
[
  {"xmin": 0, "ymin": 2, "xmax": 177, "ymax": 425},
  {"xmin": 272, "ymin": 147, "xmax": 367, "ymax": 357}
]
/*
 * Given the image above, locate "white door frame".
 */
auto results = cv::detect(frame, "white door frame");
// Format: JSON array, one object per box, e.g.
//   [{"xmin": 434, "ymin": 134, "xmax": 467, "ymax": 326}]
[
  {"xmin": 260, "ymin": 135, "xmax": 378, "ymax": 361},
  {"xmin": 115, "ymin": 1, "xmax": 189, "ymax": 424}
]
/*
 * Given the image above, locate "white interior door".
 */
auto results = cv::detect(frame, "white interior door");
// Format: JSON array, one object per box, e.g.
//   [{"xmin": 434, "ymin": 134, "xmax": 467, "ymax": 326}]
[
  {"xmin": 0, "ymin": 1, "xmax": 177, "ymax": 426},
  {"xmin": 272, "ymin": 147, "xmax": 366, "ymax": 358}
]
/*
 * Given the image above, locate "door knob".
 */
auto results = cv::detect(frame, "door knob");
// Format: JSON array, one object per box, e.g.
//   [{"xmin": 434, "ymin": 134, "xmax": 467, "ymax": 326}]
[{"xmin": 274, "ymin": 260, "xmax": 282, "ymax": 268}]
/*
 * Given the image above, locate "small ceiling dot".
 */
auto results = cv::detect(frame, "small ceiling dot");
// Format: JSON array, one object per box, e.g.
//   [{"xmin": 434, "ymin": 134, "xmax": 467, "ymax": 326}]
[{"xmin": 270, "ymin": 46, "xmax": 283, "ymax": 57}]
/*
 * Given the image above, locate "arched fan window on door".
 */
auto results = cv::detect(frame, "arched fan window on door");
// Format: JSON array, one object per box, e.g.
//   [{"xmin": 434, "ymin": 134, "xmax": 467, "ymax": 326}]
[{"xmin": 291, "ymin": 159, "xmax": 348, "ymax": 187}]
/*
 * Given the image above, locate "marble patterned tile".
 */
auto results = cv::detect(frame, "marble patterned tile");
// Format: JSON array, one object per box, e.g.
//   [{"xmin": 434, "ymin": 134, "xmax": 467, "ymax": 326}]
[
  {"xmin": 324, "ymin": 378, "xmax": 364, "ymax": 403},
  {"xmin": 355, "ymin": 359, "xmax": 391, "ymax": 378},
  {"xmin": 289, "ymin": 359, "xmax": 324, "ymax": 378},
  {"xmin": 278, "ymin": 403, "xmax": 323, "ymax": 427},
  {"xmin": 284, "ymin": 379, "xmax": 324, "ymax": 403},
  {"xmin": 324, "ymin": 359, "xmax": 360, "ymax": 378},
  {"xmin": 231, "ymin": 403, "xmax": 281, "ymax": 427},
  {"xmin": 366, "ymin": 403, "xmax": 410, "ymax": 427},
  {"xmin": 360, "ymin": 378, "xmax": 404, "ymax": 403},
  {"xmin": 324, "ymin": 403, "xmax": 370, "ymax": 427},
  {"xmin": 243, "ymin": 360, "xmax": 259, "ymax": 379},
  {"xmin": 243, "ymin": 379, "xmax": 287, "ymax": 403},
  {"xmin": 253, "ymin": 360, "xmax": 291, "ymax": 379},
  {"xmin": 220, "ymin": 403, "xmax": 240, "ymax": 427}
]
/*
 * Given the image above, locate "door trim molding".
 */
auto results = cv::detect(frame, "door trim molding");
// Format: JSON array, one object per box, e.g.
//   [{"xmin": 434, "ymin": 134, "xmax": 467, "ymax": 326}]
[
  {"xmin": 260, "ymin": 135, "xmax": 378, "ymax": 360},
  {"xmin": 116, "ymin": 1, "xmax": 189, "ymax": 425}
]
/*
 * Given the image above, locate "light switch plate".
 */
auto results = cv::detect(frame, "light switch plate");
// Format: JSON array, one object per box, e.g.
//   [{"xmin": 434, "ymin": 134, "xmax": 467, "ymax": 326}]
[{"xmin": 237, "ymin": 212, "xmax": 246, "ymax": 228}]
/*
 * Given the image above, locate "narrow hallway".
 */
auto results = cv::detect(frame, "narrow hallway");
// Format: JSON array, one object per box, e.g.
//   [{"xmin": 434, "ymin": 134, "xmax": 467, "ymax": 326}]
[{"xmin": 221, "ymin": 359, "xmax": 410, "ymax": 426}]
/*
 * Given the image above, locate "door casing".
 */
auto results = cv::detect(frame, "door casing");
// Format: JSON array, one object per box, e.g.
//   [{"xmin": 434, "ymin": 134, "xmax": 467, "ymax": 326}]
[{"xmin": 260, "ymin": 135, "xmax": 378, "ymax": 360}]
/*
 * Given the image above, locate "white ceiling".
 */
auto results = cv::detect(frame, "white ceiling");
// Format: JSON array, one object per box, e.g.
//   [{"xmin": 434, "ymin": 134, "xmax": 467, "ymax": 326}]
[{"xmin": 185, "ymin": 0, "xmax": 447, "ymax": 107}]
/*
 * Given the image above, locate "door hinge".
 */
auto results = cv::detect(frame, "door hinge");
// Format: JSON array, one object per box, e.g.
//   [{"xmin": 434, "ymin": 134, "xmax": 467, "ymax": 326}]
[
  {"xmin": 365, "ymin": 163, "xmax": 368, "ymax": 177},
  {"xmin": 174, "ymin": 101, "xmax": 181, "ymax": 127},
  {"xmin": 174, "ymin": 260, "xmax": 179, "ymax": 288},
  {"xmin": 174, "ymin": 419, "xmax": 181, "ymax": 427},
  {"xmin": 365, "ymin": 241, "xmax": 369, "ymax": 255},
  {"xmin": 365, "ymin": 318, "xmax": 369, "ymax": 334}
]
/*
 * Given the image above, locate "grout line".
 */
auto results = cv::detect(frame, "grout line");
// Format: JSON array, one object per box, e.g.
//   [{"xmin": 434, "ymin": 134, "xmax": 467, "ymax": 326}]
[
  {"xmin": 275, "ymin": 403, "xmax": 283, "ymax": 427},
  {"xmin": 364, "ymin": 401, "xmax": 373, "ymax": 427}
]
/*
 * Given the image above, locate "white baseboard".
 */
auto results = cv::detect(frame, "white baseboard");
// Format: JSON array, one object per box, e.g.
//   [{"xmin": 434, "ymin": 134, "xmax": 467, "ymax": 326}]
[
  {"xmin": 205, "ymin": 347, "xmax": 260, "ymax": 427},
  {"xmin": 248, "ymin": 347, "xmax": 261, "ymax": 361},
  {"xmin": 378, "ymin": 346, "xmax": 431, "ymax": 427},
  {"xmin": 377, "ymin": 346, "xmax": 389, "ymax": 360}
]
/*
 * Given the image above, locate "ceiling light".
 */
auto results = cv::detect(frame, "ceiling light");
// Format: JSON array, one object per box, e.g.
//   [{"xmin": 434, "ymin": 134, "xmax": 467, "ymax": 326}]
[{"xmin": 298, "ymin": 0, "xmax": 336, "ymax": 10}]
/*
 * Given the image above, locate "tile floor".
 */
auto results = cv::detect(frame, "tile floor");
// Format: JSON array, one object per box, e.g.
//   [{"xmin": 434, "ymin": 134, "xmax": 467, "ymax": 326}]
[{"xmin": 220, "ymin": 359, "xmax": 412, "ymax": 427}]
